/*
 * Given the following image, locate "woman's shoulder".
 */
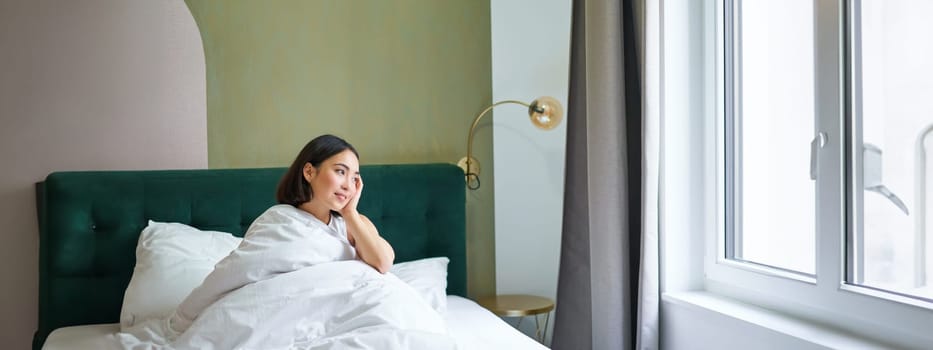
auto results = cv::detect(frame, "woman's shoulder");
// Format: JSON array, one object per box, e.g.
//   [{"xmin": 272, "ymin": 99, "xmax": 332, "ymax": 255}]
[
  {"xmin": 263, "ymin": 203, "xmax": 300, "ymax": 215},
  {"xmin": 243, "ymin": 204, "xmax": 321, "ymax": 240},
  {"xmin": 255, "ymin": 204, "xmax": 306, "ymax": 223}
]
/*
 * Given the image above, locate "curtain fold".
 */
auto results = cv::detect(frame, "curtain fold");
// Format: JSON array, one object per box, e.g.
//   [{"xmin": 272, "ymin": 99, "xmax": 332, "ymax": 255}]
[{"xmin": 551, "ymin": 0, "xmax": 658, "ymax": 349}]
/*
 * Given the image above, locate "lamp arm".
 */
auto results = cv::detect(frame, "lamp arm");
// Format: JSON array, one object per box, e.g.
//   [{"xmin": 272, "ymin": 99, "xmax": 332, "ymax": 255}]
[{"xmin": 465, "ymin": 100, "xmax": 531, "ymax": 181}]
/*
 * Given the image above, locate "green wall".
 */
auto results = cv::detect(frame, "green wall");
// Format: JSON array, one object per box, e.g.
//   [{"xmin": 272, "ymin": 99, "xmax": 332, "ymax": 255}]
[{"xmin": 185, "ymin": 0, "xmax": 495, "ymax": 298}]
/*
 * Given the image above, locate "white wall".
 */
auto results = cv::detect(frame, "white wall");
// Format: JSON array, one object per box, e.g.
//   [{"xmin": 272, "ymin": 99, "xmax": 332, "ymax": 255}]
[
  {"xmin": 0, "ymin": 1, "xmax": 206, "ymax": 348},
  {"xmin": 662, "ymin": 296, "xmax": 827, "ymax": 350},
  {"xmin": 661, "ymin": 293, "xmax": 894, "ymax": 350},
  {"xmin": 490, "ymin": 0, "xmax": 571, "ymax": 344}
]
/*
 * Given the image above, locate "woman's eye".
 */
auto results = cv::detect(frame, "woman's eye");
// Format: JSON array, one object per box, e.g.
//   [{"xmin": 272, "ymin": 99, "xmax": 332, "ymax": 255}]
[{"xmin": 336, "ymin": 169, "xmax": 345, "ymax": 175}]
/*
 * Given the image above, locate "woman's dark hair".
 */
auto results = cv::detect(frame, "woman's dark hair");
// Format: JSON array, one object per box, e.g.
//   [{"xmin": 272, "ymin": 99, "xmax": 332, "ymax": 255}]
[{"xmin": 276, "ymin": 134, "xmax": 359, "ymax": 206}]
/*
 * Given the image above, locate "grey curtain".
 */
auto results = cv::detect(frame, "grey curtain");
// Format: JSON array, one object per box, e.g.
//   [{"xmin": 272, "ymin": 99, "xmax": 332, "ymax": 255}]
[{"xmin": 551, "ymin": 0, "xmax": 659, "ymax": 349}]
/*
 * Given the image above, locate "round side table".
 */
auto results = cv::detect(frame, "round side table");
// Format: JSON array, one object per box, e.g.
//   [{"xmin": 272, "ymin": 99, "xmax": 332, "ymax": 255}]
[{"xmin": 477, "ymin": 294, "xmax": 554, "ymax": 343}]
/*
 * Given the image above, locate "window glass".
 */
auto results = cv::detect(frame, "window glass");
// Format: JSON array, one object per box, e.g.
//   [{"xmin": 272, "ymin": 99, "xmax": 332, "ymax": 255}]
[
  {"xmin": 853, "ymin": 0, "xmax": 933, "ymax": 300},
  {"xmin": 732, "ymin": 0, "xmax": 816, "ymax": 274}
]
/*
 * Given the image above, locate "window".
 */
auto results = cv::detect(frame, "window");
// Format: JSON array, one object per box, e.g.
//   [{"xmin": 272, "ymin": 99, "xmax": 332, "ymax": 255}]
[
  {"xmin": 849, "ymin": 0, "xmax": 933, "ymax": 302},
  {"xmin": 725, "ymin": 0, "xmax": 816, "ymax": 276},
  {"xmin": 708, "ymin": 0, "xmax": 933, "ymax": 346}
]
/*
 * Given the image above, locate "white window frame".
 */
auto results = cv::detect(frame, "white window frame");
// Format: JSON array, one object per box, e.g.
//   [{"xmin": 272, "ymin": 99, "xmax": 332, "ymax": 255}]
[{"xmin": 701, "ymin": 0, "xmax": 933, "ymax": 347}]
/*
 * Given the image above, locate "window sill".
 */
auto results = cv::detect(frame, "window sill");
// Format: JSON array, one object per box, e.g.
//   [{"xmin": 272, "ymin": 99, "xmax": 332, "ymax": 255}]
[{"xmin": 661, "ymin": 291, "xmax": 897, "ymax": 349}]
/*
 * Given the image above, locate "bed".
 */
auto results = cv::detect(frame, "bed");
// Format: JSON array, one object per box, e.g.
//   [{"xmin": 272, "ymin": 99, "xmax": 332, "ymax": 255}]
[{"xmin": 33, "ymin": 163, "xmax": 547, "ymax": 349}]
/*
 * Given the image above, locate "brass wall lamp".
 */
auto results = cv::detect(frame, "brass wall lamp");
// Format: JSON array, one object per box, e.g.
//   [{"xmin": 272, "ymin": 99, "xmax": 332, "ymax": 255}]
[{"xmin": 458, "ymin": 96, "xmax": 564, "ymax": 190}]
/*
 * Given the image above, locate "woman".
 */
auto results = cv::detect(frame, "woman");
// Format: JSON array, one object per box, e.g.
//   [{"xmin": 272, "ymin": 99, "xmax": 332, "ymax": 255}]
[{"xmin": 167, "ymin": 134, "xmax": 395, "ymax": 336}]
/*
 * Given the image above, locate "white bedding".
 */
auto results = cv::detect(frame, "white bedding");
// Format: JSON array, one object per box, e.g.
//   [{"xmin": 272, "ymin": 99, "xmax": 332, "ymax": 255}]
[
  {"xmin": 43, "ymin": 296, "xmax": 548, "ymax": 350},
  {"xmin": 121, "ymin": 260, "xmax": 455, "ymax": 349}
]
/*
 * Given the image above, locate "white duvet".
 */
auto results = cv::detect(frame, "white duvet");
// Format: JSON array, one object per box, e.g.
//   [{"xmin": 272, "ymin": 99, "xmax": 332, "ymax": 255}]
[{"xmin": 118, "ymin": 260, "xmax": 457, "ymax": 350}]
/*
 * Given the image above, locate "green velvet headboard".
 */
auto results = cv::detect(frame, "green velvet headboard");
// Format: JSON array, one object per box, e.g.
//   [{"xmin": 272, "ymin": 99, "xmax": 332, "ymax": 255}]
[{"xmin": 33, "ymin": 163, "xmax": 466, "ymax": 349}]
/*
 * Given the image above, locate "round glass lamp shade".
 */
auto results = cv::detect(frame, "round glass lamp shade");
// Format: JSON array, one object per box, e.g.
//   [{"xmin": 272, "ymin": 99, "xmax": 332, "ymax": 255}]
[{"xmin": 528, "ymin": 96, "xmax": 564, "ymax": 130}]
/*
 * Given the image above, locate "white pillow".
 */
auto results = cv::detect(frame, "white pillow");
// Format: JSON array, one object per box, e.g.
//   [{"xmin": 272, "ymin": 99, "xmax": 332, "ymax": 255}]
[
  {"xmin": 390, "ymin": 257, "xmax": 449, "ymax": 314},
  {"xmin": 120, "ymin": 220, "xmax": 241, "ymax": 330}
]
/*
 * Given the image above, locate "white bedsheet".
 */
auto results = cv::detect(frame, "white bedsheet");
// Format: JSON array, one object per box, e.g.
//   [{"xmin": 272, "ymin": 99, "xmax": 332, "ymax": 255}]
[
  {"xmin": 42, "ymin": 296, "xmax": 549, "ymax": 350},
  {"xmin": 122, "ymin": 260, "xmax": 454, "ymax": 349}
]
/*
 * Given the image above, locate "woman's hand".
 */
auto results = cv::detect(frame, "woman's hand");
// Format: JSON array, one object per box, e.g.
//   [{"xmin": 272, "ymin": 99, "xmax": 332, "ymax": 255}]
[
  {"xmin": 341, "ymin": 176, "xmax": 362, "ymax": 216},
  {"xmin": 339, "ymin": 175, "xmax": 395, "ymax": 273}
]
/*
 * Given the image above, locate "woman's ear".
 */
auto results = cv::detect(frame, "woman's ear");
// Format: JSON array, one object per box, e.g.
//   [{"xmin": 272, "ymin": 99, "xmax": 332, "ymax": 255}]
[{"xmin": 302, "ymin": 163, "xmax": 315, "ymax": 182}]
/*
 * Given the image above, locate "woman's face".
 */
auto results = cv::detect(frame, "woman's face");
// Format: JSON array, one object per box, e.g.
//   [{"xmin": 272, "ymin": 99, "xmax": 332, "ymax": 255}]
[{"xmin": 303, "ymin": 149, "xmax": 360, "ymax": 211}]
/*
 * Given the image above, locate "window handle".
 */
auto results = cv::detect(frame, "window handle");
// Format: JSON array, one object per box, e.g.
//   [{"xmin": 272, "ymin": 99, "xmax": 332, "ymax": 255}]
[
  {"xmin": 864, "ymin": 143, "xmax": 909, "ymax": 215},
  {"xmin": 810, "ymin": 132, "xmax": 827, "ymax": 180}
]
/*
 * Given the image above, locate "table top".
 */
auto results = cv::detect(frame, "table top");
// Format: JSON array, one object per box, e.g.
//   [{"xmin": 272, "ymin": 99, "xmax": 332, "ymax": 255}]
[{"xmin": 476, "ymin": 294, "xmax": 555, "ymax": 317}]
